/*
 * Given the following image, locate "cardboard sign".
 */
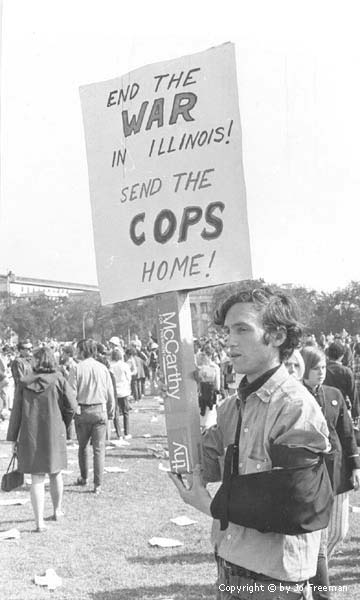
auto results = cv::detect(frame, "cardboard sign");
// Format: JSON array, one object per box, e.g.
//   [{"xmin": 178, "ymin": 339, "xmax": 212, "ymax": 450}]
[{"xmin": 80, "ymin": 42, "xmax": 252, "ymax": 304}]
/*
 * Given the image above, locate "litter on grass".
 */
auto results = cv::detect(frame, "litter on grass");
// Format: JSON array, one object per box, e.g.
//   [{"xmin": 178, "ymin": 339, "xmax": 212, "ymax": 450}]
[
  {"xmin": 104, "ymin": 466, "xmax": 129, "ymax": 473},
  {"xmin": 147, "ymin": 444, "xmax": 169, "ymax": 459},
  {"xmin": 34, "ymin": 568, "xmax": 62, "ymax": 590},
  {"xmin": 170, "ymin": 515, "xmax": 197, "ymax": 527},
  {"xmin": 170, "ymin": 515, "xmax": 197, "ymax": 526},
  {"xmin": 109, "ymin": 439, "xmax": 130, "ymax": 447},
  {"xmin": 142, "ymin": 433, "xmax": 151, "ymax": 438},
  {"xmin": 148, "ymin": 537, "xmax": 183, "ymax": 548},
  {"xmin": 0, "ymin": 528, "xmax": 20, "ymax": 540},
  {"xmin": 0, "ymin": 497, "xmax": 29, "ymax": 506},
  {"xmin": 158, "ymin": 463, "xmax": 171, "ymax": 472}
]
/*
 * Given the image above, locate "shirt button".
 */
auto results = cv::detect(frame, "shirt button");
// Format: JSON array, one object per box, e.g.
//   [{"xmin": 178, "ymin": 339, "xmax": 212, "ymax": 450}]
[
  {"xmin": 227, "ymin": 534, "xmax": 231, "ymax": 540},
  {"xmin": 244, "ymin": 427, "xmax": 249, "ymax": 433}
]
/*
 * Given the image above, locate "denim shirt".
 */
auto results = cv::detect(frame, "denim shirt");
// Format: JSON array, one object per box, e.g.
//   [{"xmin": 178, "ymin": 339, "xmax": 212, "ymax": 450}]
[{"xmin": 202, "ymin": 364, "xmax": 331, "ymax": 582}]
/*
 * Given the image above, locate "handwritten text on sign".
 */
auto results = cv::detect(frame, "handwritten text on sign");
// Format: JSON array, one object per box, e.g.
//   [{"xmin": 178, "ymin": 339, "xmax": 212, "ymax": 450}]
[{"xmin": 80, "ymin": 43, "xmax": 252, "ymax": 304}]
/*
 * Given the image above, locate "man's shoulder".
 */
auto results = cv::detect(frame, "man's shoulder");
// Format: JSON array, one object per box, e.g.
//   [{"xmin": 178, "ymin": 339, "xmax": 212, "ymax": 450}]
[
  {"xmin": 327, "ymin": 361, "xmax": 349, "ymax": 375},
  {"xmin": 273, "ymin": 375, "xmax": 316, "ymax": 410},
  {"xmin": 78, "ymin": 357, "xmax": 107, "ymax": 373}
]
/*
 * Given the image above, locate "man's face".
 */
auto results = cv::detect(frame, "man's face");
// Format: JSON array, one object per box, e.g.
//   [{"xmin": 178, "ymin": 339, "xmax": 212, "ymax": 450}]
[
  {"xmin": 223, "ymin": 302, "xmax": 280, "ymax": 381},
  {"xmin": 20, "ymin": 345, "xmax": 32, "ymax": 359}
]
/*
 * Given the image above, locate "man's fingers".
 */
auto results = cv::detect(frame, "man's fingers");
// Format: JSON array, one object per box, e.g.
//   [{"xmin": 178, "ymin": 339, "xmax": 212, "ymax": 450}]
[{"xmin": 168, "ymin": 472, "xmax": 186, "ymax": 491}]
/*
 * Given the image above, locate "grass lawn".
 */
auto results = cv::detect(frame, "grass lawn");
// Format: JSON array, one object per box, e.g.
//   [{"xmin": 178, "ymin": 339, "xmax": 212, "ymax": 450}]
[{"xmin": 0, "ymin": 395, "xmax": 359, "ymax": 600}]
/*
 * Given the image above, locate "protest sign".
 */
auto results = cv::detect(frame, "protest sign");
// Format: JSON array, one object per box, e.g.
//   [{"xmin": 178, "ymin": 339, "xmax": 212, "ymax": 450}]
[{"xmin": 80, "ymin": 42, "xmax": 252, "ymax": 304}]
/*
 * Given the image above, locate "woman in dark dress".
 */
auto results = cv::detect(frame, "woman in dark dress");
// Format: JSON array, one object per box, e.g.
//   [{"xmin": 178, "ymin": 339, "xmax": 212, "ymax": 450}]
[
  {"xmin": 301, "ymin": 346, "xmax": 360, "ymax": 600},
  {"xmin": 7, "ymin": 347, "xmax": 77, "ymax": 531}
]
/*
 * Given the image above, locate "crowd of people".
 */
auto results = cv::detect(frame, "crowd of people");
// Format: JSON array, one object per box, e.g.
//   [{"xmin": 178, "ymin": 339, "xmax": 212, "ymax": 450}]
[
  {"xmin": 1, "ymin": 283, "xmax": 360, "ymax": 599},
  {"xmin": 0, "ymin": 334, "xmax": 160, "ymax": 531}
]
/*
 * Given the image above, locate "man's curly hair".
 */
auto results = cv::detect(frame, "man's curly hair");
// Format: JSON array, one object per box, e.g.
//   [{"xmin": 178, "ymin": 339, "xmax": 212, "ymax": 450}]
[{"xmin": 214, "ymin": 282, "xmax": 303, "ymax": 361}]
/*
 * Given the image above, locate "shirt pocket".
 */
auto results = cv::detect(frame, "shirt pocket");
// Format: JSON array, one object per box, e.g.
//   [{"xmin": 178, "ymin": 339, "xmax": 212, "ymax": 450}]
[{"xmin": 245, "ymin": 455, "xmax": 271, "ymax": 474}]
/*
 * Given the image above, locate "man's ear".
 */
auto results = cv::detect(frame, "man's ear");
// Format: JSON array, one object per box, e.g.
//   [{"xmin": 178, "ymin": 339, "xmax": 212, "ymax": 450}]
[{"xmin": 268, "ymin": 327, "xmax": 287, "ymax": 348}]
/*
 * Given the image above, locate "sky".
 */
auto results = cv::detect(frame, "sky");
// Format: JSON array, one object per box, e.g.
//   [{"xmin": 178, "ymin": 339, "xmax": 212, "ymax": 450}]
[{"xmin": 1, "ymin": 0, "xmax": 360, "ymax": 294}]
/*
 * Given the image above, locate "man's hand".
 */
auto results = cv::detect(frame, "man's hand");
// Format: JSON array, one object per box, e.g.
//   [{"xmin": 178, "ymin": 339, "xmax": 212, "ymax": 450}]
[
  {"xmin": 168, "ymin": 464, "xmax": 212, "ymax": 516},
  {"xmin": 351, "ymin": 468, "xmax": 360, "ymax": 490}
]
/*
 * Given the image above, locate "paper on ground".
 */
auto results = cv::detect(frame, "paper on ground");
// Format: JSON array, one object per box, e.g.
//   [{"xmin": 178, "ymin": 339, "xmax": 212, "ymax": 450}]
[
  {"xmin": 147, "ymin": 444, "xmax": 169, "ymax": 459},
  {"xmin": 34, "ymin": 568, "xmax": 62, "ymax": 590},
  {"xmin": 0, "ymin": 497, "xmax": 29, "ymax": 506},
  {"xmin": 0, "ymin": 528, "xmax": 20, "ymax": 540},
  {"xmin": 350, "ymin": 505, "xmax": 360, "ymax": 513},
  {"xmin": 150, "ymin": 416, "xmax": 158, "ymax": 423},
  {"xmin": 158, "ymin": 463, "xmax": 171, "ymax": 472},
  {"xmin": 104, "ymin": 466, "xmax": 129, "ymax": 473},
  {"xmin": 109, "ymin": 439, "xmax": 130, "ymax": 447},
  {"xmin": 170, "ymin": 516, "xmax": 197, "ymax": 526},
  {"xmin": 148, "ymin": 537, "xmax": 183, "ymax": 548},
  {"xmin": 142, "ymin": 433, "xmax": 151, "ymax": 438}
]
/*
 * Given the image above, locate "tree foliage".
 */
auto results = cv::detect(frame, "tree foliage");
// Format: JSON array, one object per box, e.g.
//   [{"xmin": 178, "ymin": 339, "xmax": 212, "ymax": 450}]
[
  {"xmin": 0, "ymin": 292, "xmax": 158, "ymax": 343},
  {"xmin": 2, "ymin": 281, "xmax": 360, "ymax": 344}
]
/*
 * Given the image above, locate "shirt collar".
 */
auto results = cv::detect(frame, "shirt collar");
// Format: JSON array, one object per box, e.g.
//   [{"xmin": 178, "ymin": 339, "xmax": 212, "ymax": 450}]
[{"xmin": 237, "ymin": 363, "xmax": 290, "ymax": 405}]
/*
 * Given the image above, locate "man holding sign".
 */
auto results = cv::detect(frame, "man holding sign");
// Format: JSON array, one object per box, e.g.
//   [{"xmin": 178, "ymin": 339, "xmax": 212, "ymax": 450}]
[{"xmin": 169, "ymin": 283, "xmax": 331, "ymax": 600}]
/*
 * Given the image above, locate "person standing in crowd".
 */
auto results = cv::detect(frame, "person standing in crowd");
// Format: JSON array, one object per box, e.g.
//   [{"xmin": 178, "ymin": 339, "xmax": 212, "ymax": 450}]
[
  {"xmin": 352, "ymin": 342, "xmax": 360, "ymax": 425},
  {"xmin": 110, "ymin": 348, "xmax": 132, "ymax": 440},
  {"xmin": 284, "ymin": 348, "xmax": 305, "ymax": 381},
  {"xmin": 131, "ymin": 343, "xmax": 147, "ymax": 399},
  {"xmin": 11, "ymin": 340, "xmax": 33, "ymax": 389},
  {"xmin": 339, "ymin": 334, "xmax": 353, "ymax": 368},
  {"xmin": 58, "ymin": 344, "xmax": 78, "ymax": 442},
  {"xmin": 126, "ymin": 347, "xmax": 140, "ymax": 401},
  {"xmin": 324, "ymin": 342, "xmax": 356, "ymax": 416},
  {"xmin": 6, "ymin": 347, "xmax": 77, "ymax": 531},
  {"xmin": 69, "ymin": 339, "xmax": 114, "ymax": 494},
  {"xmin": 301, "ymin": 346, "xmax": 360, "ymax": 600},
  {"xmin": 95, "ymin": 343, "xmax": 118, "ymax": 442},
  {"xmin": 59, "ymin": 344, "xmax": 77, "ymax": 379},
  {"xmin": 109, "ymin": 336, "xmax": 123, "ymax": 351},
  {"xmin": 196, "ymin": 343, "xmax": 221, "ymax": 429},
  {"xmin": 169, "ymin": 284, "xmax": 330, "ymax": 600},
  {"xmin": 148, "ymin": 342, "xmax": 159, "ymax": 395}
]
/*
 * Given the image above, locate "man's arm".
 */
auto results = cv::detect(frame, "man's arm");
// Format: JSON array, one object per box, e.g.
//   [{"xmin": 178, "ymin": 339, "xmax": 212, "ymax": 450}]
[
  {"xmin": 168, "ymin": 465, "xmax": 212, "ymax": 516},
  {"xmin": 105, "ymin": 371, "xmax": 115, "ymax": 419},
  {"xmin": 11, "ymin": 359, "xmax": 25, "ymax": 386}
]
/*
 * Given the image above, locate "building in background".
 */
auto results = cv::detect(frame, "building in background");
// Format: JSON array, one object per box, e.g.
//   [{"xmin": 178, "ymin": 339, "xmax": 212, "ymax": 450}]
[{"xmin": 0, "ymin": 272, "xmax": 98, "ymax": 300}]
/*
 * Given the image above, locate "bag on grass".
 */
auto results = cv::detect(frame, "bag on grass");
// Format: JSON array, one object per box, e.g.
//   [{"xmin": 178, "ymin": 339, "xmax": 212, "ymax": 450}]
[{"xmin": 1, "ymin": 452, "xmax": 24, "ymax": 492}]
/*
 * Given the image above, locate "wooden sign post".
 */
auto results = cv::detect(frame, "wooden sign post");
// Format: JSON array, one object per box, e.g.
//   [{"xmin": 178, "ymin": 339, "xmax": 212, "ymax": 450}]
[{"xmin": 155, "ymin": 291, "xmax": 201, "ymax": 473}]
